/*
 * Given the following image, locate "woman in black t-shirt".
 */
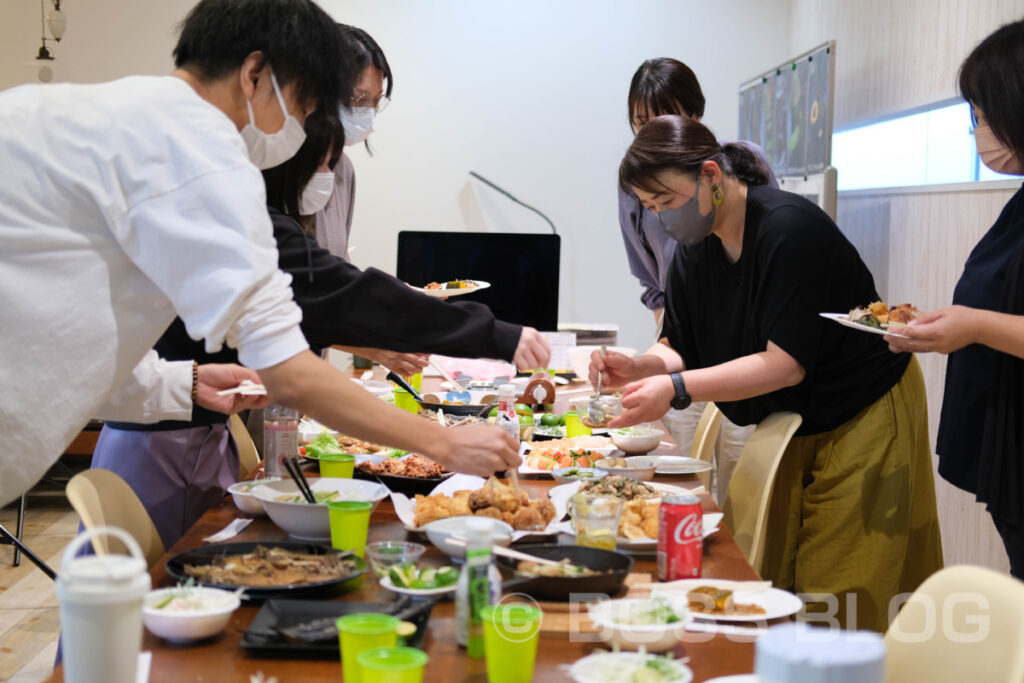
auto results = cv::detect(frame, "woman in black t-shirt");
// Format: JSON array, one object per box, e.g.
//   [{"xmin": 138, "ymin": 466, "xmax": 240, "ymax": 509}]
[
  {"xmin": 887, "ymin": 20, "xmax": 1024, "ymax": 578},
  {"xmin": 591, "ymin": 116, "xmax": 942, "ymax": 632}
]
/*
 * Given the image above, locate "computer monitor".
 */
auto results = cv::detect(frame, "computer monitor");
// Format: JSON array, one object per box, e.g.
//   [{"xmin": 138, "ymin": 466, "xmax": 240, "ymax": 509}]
[{"xmin": 396, "ymin": 231, "xmax": 560, "ymax": 331}]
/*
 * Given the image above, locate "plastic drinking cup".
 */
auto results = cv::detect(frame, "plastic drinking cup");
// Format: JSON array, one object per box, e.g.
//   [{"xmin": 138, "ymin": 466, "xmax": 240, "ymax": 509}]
[
  {"xmin": 564, "ymin": 411, "xmax": 592, "ymax": 438},
  {"xmin": 337, "ymin": 613, "xmax": 400, "ymax": 683},
  {"xmin": 481, "ymin": 604, "xmax": 543, "ymax": 683},
  {"xmin": 356, "ymin": 646, "xmax": 429, "ymax": 683},
  {"xmin": 318, "ymin": 452, "xmax": 354, "ymax": 478},
  {"xmin": 403, "ymin": 373, "xmax": 423, "ymax": 391},
  {"xmin": 328, "ymin": 501, "xmax": 373, "ymax": 557},
  {"xmin": 393, "ymin": 388, "xmax": 420, "ymax": 414}
]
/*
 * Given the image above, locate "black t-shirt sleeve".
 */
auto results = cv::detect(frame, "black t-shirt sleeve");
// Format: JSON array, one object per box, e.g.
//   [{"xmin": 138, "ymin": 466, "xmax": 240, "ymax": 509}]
[
  {"xmin": 750, "ymin": 205, "xmax": 835, "ymax": 377},
  {"xmin": 662, "ymin": 246, "xmax": 699, "ymax": 370}
]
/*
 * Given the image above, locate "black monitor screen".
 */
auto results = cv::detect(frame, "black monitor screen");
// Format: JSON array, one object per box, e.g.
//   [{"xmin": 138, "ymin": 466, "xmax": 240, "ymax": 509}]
[{"xmin": 397, "ymin": 231, "xmax": 560, "ymax": 331}]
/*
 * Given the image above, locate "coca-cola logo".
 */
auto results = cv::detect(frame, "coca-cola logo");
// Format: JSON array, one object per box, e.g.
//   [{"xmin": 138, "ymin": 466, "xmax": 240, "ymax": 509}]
[{"xmin": 672, "ymin": 514, "xmax": 702, "ymax": 544}]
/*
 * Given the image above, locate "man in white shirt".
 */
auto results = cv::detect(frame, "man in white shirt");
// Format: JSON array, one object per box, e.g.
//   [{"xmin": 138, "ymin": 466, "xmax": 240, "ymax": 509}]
[{"xmin": 0, "ymin": 0, "xmax": 519, "ymax": 507}]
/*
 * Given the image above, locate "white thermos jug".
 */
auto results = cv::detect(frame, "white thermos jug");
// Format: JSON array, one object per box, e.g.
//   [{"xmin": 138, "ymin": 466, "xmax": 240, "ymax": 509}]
[{"xmin": 55, "ymin": 526, "xmax": 151, "ymax": 683}]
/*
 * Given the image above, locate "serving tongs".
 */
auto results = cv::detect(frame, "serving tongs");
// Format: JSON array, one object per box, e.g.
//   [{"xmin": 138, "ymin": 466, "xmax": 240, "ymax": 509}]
[
  {"xmin": 587, "ymin": 345, "xmax": 609, "ymax": 425},
  {"xmin": 282, "ymin": 457, "xmax": 316, "ymax": 504},
  {"xmin": 385, "ymin": 371, "xmax": 425, "ymax": 402}
]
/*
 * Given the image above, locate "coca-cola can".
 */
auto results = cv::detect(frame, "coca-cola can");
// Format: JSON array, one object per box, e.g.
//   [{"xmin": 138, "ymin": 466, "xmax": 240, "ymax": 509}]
[{"xmin": 657, "ymin": 494, "xmax": 703, "ymax": 581}]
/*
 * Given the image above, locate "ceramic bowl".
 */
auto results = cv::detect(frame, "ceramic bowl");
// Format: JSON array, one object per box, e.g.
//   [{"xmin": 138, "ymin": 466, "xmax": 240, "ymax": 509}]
[
  {"xmin": 421, "ymin": 516, "xmax": 514, "ymax": 559},
  {"xmin": 252, "ymin": 478, "xmax": 388, "ymax": 541},
  {"xmin": 142, "ymin": 587, "xmax": 240, "ymax": 643}
]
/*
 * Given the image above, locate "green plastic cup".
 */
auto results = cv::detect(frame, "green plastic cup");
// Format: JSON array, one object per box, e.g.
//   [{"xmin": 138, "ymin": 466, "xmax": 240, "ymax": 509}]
[
  {"xmin": 337, "ymin": 613, "xmax": 400, "ymax": 683},
  {"xmin": 356, "ymin": 646, "xmax": 428, "ymax": 683},
  {"xmin": 563, "ymin": 411, "xmax": 592, "ymax": 438},
  {"xmin": 481, "ymin": 604, "xmax": 542, "ymax": 683},
  {"xmin": 393, "ymin": 388, "xmax": 420, "ymax": 414},
  {"xmin": 318, "ymin": 452, "xmax": 354, "ymax": 478},
  {"xmin": 328, "ymin": 500, "xmax": 373, "ymax": 557}
]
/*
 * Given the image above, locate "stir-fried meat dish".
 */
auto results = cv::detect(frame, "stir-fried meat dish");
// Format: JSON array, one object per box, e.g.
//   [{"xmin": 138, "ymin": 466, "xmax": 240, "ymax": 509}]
[{"xmin": 184, "ymin": 546, "xmax": 358, "ymax": 587}]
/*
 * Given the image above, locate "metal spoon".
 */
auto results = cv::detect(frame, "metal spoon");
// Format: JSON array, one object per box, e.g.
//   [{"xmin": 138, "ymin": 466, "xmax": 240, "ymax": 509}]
[{"xmin": 588, "ymin": 345, "xmax": 608, "ymax": 425}]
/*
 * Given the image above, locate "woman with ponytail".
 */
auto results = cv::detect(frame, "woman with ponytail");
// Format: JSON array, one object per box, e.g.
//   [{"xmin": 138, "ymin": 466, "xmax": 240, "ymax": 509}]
[{"xmin": 591, "ymin": 115, "xmax": 942, "ymax": 632}]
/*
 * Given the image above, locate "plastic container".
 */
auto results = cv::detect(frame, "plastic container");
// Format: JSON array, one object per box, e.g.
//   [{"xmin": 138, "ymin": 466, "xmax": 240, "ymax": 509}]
[
  {"xmin": 264, "ymin": 403, "xmax": 300, "ymax": 477},
  {"xmin": 357, "ymin": 646, "xmax": 429, "ymax": 683},
  {"xmin": 56, "ymin": 527, "xmax": 151, "ymax": 683},
  {"xmin": 337, "ymin": 613, "xmax": 400, "ymax": 683},
  {"xmin": 495, "ymin": 384, "xmax": 520, "ymax": 443},
  {"xmin": 455, "ymin": 518, "xmax": 501, "ymax": 657}
]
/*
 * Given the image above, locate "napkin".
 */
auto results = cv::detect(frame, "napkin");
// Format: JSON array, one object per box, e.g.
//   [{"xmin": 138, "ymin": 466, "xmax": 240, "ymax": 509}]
[{"xmin": 202, "ymin": 518, "xmax": 252, "ymax": 542}]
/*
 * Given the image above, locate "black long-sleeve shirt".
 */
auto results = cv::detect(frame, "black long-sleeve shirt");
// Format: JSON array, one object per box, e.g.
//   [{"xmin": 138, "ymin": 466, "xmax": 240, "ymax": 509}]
[{"xmin": 109, "ymin": 207, "xmax": 522, "ymax": 430}]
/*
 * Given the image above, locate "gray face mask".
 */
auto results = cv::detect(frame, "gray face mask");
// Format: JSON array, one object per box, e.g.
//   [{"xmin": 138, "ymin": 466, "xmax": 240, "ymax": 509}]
[{"xmin": 657, "ymin": 175, "xmax": 715, "ymax": 245}]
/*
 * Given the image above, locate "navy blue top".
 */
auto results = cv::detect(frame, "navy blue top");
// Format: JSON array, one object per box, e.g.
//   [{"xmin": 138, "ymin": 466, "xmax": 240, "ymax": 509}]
[{"xmin": 936, "ymin": 183, "xmax": 1024, "ymax": 494}]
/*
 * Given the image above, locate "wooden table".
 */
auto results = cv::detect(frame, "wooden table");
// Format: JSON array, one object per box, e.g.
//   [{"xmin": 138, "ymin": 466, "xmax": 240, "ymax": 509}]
[{"xmin": 49, "ymin": 382, "xmax": 771, "ymax": 682}]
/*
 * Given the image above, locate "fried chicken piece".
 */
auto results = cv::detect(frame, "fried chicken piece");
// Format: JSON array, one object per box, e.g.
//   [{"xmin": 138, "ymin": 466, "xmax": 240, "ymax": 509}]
[
  {"xmin": 887, "ymin": 304, "xmax": 918, "ymax": 324},
  {"xmin": 621, "ymin": 523, "xmax": 646, "ymax": 540},
  {"xmin": 501, "ymin": 511, "xmax": 516, "ymax": 526},
  {"xmin": 621, "ymin": 510, "xmax": 642, "ymax": 528},
  {"xmin": 511, "ymin": 505, "xmax": 544, "ymax": 530},
  {"xmin": 493, "ymin": 486, "xmax": 521, "ymax": 512},
  {"xmin": 535, "ymin": 499, "xmax": 557, "ymax": 525},
  {"xmin": 451, "ymin": 490, "xmax": 473, "ymax": 516},
  {"xmin": 475, "ymin": 506, "xmax": 504, "ymax": 521},
  {"xmin": 413, "ymin": 494, "xmax": 453, "ymax": 526},
  {"xmin": 468, "ymin": 487, "xmax": 494, "ymax": 511}
]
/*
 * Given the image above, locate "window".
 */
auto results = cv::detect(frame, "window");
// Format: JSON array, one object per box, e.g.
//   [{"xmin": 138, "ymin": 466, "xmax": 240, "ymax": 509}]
[{"xmin": 832, "ymin": 101, "xmax": 1017, "ymax": 191}]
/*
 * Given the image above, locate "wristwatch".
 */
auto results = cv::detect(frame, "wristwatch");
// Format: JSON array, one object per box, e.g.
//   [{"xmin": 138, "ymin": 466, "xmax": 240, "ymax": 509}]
[{"xmin": 669, "ymin": 372, "xmax": 691, "ymax": 411}]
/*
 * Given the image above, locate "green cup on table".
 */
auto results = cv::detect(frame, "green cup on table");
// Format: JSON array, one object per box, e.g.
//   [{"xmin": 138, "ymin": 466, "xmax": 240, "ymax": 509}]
[
  {"xmin": 481, "ymin": 604, "xmax": 543, "ymax": 683},
  {"xmin": 328, "ymin": 500, "xmax": 372, "ymax": 558},
  {"xmin": 317, "ymin": 452, "xmax": 354, "ymax": 478},
  {"xmin": 337, "ymin": 613, "xmax": 400, "ymax": 683},
  {"xmin": 563, "ymin": 410, "xmax": 592, "ymax": 438},
  {"xmin": 393, "ymin": 388, "xmax": 419, "ymax": 414},
  {"xmin": 357, "ymin": 646, "xmax": 428, "ymax": 683}
]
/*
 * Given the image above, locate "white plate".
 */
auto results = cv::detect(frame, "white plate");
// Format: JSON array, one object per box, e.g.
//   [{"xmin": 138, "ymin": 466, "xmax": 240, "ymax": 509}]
[
  {"xmin": 703, "ymin": 676, "xmax": 759, "ymax": 683},
  {"xmin": 379, "ymin": 575, "xmax": 457, "ymax": 598},
  {"xmin": 389, "ymin": 474, "xmax": 568, "ymax": 540},
  {"xmin": 644, "ymin": 455, "xmax": 714, "ymax": 475},
  {"xmin": 819, "ymin": 313, "xmax": 909, "ymax": 339},
  {"xmin": 518, "ymin": 446, "xmax": 617, "ymax": 475},
  {"xmin": 655, "ymin": 579, "xmax": 803, "ymax": 622},
  {"xmin": 547, "ymin": 480, "xmax": 695, "ymax": 511},
  {"xmin": 553, "ymin": 512, "xmax": 722, "ymax": 551},
  {"xmin": 412, "ymin": 280, "xmax": 491, "ymax": 298}
]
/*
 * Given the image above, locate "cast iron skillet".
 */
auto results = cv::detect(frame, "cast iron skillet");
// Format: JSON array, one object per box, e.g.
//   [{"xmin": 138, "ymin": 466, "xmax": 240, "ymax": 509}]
[{"xmin": 496, "ymin": 543, "xmax": 634, "ymax": 602}]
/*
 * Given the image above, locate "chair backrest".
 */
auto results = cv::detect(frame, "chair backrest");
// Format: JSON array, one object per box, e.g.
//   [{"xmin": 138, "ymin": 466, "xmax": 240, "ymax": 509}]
[
  {"xmin": 721, "ymin": 411, "xmax": 802, "ymax": 574},
  {"xmin": 885, "ymin": 565, "xmax": 1024, "ymax": 683},
  {"xmin": 230, "ymin": 414, "xmax": 262, "ymax": 479},
  {"xmin": 687, "ymin": 402, "xmax": 723, "ymax": 490},
  {"xmin": 65, "ymin": 469, "xmax": 166, "ymax": 569}
]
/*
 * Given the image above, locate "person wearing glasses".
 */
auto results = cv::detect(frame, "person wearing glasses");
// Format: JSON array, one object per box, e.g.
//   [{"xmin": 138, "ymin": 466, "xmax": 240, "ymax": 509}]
[{"xmin": 885, "ymin": 19, "xmax": 1024, "ymax": 578}]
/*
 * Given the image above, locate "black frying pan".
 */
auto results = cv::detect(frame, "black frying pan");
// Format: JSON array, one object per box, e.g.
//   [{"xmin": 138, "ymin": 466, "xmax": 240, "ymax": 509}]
[
  {"xmin": 496, "ymin": 544, "xmax": 634, "ymax": 601},
  {"xmin": 386, "ymin": 371, "xmax": 496, "ymax": 417}
]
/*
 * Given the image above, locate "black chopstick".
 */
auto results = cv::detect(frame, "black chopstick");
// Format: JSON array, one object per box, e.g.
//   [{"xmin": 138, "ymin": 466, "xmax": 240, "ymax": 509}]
[{"xmin": 283, "ymin": 457, "xmax": 316, "ymax": 503}]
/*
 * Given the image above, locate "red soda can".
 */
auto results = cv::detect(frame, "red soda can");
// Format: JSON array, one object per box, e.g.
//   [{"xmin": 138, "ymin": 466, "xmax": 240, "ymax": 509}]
[{"xmin": 657, "ymin": 494, "xmax": 703, "ymax": 581}]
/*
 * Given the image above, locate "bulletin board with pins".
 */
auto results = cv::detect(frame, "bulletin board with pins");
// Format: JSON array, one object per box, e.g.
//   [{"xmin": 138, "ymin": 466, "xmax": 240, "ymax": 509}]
[{"xmin": 739, "ymin": 41, "xmax": 835, "ymax": 179}]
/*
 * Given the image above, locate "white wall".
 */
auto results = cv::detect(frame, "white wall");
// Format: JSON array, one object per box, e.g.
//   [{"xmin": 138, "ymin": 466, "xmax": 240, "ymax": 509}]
[{"xmin": 318, "ymin": 0, "xmax": 791, "ymax": 350}]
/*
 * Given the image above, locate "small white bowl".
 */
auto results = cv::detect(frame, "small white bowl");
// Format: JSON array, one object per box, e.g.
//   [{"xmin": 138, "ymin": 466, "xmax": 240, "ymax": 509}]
[
  {"xmin": 595, "ymin": 458, "xmax": 657, "ymax": 481},
  {"xmin": 421, "ymin": 516, "xmax": 514, "ymax": 559},
  {"xmin": 609, "ymin": 426, "xmax": 666, "ymax": 455},
  {"xmin": 568, "ymin": 651, "xmax": 693, "ymax": 683},
  {"xmin": 142, "ymin": 587, "xmax": 240, "ymax": 643},
  {"xmin": 587, "ymin": 595, "xmax": 691, "ymax": 653},
  {"xmin": 227, "ymin": 478, "xmax": 282, "ymax": 515},
  {"xmin": 550, "ymin": 467, "xmax": 609, "ymax": 486},
  {"xmin": 253, "ymin": 477, "xmax": 389, "ymax": 541}
]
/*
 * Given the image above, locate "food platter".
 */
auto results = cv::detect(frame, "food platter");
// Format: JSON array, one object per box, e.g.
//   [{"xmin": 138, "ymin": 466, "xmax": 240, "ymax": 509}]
[
  {"xmin": 353, "ymin": 453, "xmax": 456, "ymax": 496},
  {"xmin": 819, "ymin": 313, "xmax": 909, "ymax": 338},
  {"xmin": 552, "ymin": 513, "xmax": 722, "ymax": 553},
  {"xmin": 641, "ymin": 455, "xmax": 714, "ymax": 475},
  {"xmin": 653, "ymin": 578, "xmax": 803, "ymax": 622},
  {"xmin": 166, "ymin": 542, "xmax": 365, "ymax": 601},
  {"xmin": 412, "ymin": 280, "xmax": 491, "ymax": 298}
]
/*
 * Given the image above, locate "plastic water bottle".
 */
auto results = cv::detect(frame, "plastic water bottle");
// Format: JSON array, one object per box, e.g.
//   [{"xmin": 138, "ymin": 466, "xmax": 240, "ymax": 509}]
[
  {"xmin": 263, "ymin": 403, "xmax": 300, "ymax": 477},
  {"xmin": 495, "ymin": 383, "xmax": 520, "ymax": 443},
  {"xmin": 455, "ymin": 518, "xmax": 501, "ymax": 657}
]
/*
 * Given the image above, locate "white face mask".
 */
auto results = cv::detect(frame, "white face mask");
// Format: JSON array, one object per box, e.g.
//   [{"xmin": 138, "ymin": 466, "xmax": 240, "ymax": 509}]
[
  {"xmin": 299, "ymin": 172, "xmax": 335, "ymax": 215},
  {"xmin": 340, "ymin": 106, "xmax": 374, "ymax": 146},
  {"xmin": 240, "ymin": 70, "xmax": 307, "ymax": 169}
]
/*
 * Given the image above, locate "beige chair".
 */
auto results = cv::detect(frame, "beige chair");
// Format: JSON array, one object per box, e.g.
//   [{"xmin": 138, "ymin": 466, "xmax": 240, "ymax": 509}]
[
  {"xmin": 230, "ymin": 413, "xmax": 261, "ymax": 479},
  {"xmin": 885, "ymin": 565, "xmax": 1024, "ymax": 683},
  {"xmin": 687, "ymin": 402, "xmax": 723, "ymax": 490},
  {"xmin": 721, "ymin": 411, "xmax": 802, "ymax": 574},
  {"xmin": 66, "ymin": 468, "xmax": 166, "ymax": 568}
]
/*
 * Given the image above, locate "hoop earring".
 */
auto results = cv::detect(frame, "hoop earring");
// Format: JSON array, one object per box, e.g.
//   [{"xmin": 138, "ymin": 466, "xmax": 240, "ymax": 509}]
[{"xmin": 711, "ymin": 184, "xmax": 724, "ymax": 207}]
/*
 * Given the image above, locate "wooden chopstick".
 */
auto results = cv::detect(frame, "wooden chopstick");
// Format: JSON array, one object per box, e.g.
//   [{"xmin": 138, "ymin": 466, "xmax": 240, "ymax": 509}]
[
  {"xmin": 429, "ymin": 359, "xmax": 467, "ymax": 393},
  {"xmin": 283, "ymin": 458, "xmax": 316, "ymax": 503}
]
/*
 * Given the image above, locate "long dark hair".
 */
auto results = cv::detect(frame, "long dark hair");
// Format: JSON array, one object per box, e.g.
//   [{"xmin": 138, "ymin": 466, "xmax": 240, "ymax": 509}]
[
  {"xmin": 619, "ymin": 116, "xmax": 771, "ymax": 194},
  {"xmin": 338, "ymin": 24, "xmax": 393, "ymax": 100},
  {"xmin": 262, "ymin": 110, "xmax": 344, "ymax": 230},
  {"xmin": 959, "ymin": 18, "xmax": 1024, "ymax": 157},
  {"xmin": 627, "ymin": 58, "xmax": 705, "ymax": 127}
]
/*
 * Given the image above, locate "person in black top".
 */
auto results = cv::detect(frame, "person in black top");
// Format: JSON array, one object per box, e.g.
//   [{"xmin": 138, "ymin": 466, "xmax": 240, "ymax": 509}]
[
  {"xmin": 591, "ymin": 115, "xmax": 942, "ymax": 632},
  {"xmin": 92, "ymin": 111, "xmax": 549, "ymax": 548},
  {"xmin": 887, "ymin": 19, "xmax": 1024, "ymax": 578}
]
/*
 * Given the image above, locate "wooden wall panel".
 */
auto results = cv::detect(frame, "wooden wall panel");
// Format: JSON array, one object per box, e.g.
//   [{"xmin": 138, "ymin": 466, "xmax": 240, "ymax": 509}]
[{"xmin": 838, "ymin": 187, "xmax": 1017, "ymax": 571}]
